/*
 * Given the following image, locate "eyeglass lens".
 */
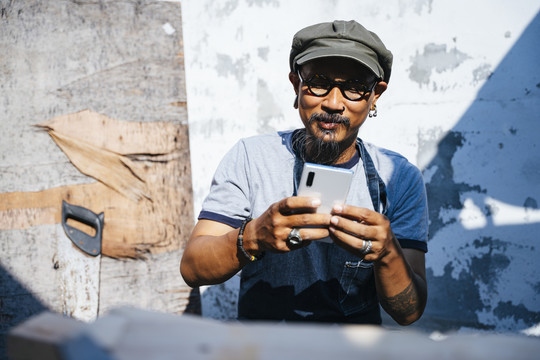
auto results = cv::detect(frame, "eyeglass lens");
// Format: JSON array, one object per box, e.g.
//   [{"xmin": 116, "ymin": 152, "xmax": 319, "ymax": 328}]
[{"xmin": 300, "ymin": 73, "xmax": 375, "ymax": 101}]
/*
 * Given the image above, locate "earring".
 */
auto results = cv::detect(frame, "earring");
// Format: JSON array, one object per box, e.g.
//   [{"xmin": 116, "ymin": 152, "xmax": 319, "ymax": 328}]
[
  {"xmin": 368, "ymin": 104, "xmax": 377, "ymax": 118},
  {"xmin": 293, "ymin": 95, "xmax": 298, "ymax": 109}
]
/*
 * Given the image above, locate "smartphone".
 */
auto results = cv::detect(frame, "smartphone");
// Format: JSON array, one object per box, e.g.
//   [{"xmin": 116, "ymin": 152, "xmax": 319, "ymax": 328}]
[{"xmin": 297, "ymin": 162, "xmax": 354, "ymax": 214}]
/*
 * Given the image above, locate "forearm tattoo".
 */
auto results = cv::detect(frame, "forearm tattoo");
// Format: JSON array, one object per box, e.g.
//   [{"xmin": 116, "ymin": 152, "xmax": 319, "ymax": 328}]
[{"xmin": 380, "ymin": 281, "xmax": 419, "ymax": 319}]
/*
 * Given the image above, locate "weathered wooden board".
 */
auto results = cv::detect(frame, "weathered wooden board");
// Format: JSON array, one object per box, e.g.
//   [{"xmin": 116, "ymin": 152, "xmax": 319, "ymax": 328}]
[
  {"xmin": 0, "ymin": 1, "xmax": 198, "ymax": 358},
  {"xmin": 0, "ymin": 225, "xmax": 100, "ymax": 320},
  {"xmin": 1, "ymin": 110, "xmax": 193, "ymax": 258},
  {"xmin": 8, "ymin": 307, "xmax": 540, "ymax": 360}
]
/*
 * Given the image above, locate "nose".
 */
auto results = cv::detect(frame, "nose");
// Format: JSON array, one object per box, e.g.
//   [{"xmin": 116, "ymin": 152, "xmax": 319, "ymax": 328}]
[{"xmin": 322, "ymin": 86, "xmax": 346, "ymax": 114}]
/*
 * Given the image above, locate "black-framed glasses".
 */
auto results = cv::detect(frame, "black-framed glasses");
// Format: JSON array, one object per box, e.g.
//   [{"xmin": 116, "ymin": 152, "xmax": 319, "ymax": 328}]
[{"xmin": 297, "ymin": 71, "xmax": 378, "ymax": 101}]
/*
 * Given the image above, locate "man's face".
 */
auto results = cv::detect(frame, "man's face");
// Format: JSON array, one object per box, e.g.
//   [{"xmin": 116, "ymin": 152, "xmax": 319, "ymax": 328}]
[{"xmin": 290, "ymin": 57, "xmax": 387, "ymax": 163}]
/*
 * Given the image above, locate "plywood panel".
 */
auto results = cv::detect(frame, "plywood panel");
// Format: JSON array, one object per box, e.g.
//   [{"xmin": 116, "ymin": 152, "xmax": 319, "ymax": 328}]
[
  {"xmin": 0, "ymin": 0, "xmax": 189, "ymax": 193},
  {"xmin": 0, "ymin": 225, "xmax": 99, "ymax": 323},
  {"xmin": 0, "ymin": 1, "xmax": 198, "ymax": 357},
  {"xmin": 1, "ymin": 110, "xmax": 193, "ymax": 259}
]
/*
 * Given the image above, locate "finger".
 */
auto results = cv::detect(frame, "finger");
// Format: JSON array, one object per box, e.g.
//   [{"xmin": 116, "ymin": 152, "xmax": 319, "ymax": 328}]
[
  {"xmin": 328, "ymin": 226, "xmax": 367, "ymax": 254},
  {"xmin": 280, "ymin": 227, "xmax": 330, "ymax": 244},
  {"xmin": 332, "ymin": 204, "xmax": 384, "ymax": 225},
  {"xmin": 299, "ymin": 227, "xmax": 331, "ymax": 241},
  {"xmin": 278, "ymin": 197, "xmax": 321, "ymax": 215},
  {"xmin": 287, "ymin": 240, "xmax": 312, "ymax": 251},
  {"xmin": 329, "ymin": 215, "xmax": 378, "ymax": 240},
  {"xmin": 274, "ymin": 225, "xmax": 330, "ymax": 242},
  {"xmin": 287, "ymin": 212, "xmax": 332, "ymax": 227},
  {"xmin": 283, "ymin": 227, "xmax": 329, "ymax": 251}
]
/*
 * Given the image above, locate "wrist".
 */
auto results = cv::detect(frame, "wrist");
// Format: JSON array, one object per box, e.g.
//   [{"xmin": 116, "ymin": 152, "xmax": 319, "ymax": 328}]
[
  {"xmin": 237, "ymin": 217, "xmax": 264, "ymax": 262},
  {"xmin": 244, "ymin": 220, "xmax": 263, "ymax": 254},
  {"xmin": 375, "ymin": 239, "xmax": 402, "ymax": 267}
]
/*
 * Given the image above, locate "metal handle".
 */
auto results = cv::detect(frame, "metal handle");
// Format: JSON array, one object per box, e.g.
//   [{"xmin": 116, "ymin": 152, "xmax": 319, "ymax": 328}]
[{"xmin": 61, "ymin": 200, "xmax": 104, "ymax": 256}]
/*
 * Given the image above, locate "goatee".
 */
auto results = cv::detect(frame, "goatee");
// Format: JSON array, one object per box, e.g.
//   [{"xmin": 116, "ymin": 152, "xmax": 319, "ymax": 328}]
[{"xmin": 292, "ymin": 113, "xmax": 354, "ymax": 166}]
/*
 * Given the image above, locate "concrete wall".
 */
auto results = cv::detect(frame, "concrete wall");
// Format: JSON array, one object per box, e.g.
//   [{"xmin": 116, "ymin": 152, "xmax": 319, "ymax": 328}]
[{"xmin": 178, "ymin": 0, "xmax": 540, "ymax": 334}]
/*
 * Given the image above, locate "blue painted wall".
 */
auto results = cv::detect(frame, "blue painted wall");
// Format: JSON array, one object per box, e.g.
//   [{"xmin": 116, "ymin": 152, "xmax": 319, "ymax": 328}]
[{"xmin": 180, "ymin": 0, "xmax": 540, "ymax": 334}]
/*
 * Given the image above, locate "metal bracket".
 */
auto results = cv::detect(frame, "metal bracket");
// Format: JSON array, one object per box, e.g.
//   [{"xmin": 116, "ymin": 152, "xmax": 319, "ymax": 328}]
[{"xmin": 61, "ymin": 200, "xmax": 104, "ymax": 256}]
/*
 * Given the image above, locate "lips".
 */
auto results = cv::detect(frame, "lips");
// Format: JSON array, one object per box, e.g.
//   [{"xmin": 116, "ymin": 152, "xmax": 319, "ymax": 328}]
[
  {"xmin": 309, "ymin": 113, "xmax": 350, "ymax": 130},
  {"xmin": 318, "ymin": 121, "xmax": 340, "ymax": 130}
]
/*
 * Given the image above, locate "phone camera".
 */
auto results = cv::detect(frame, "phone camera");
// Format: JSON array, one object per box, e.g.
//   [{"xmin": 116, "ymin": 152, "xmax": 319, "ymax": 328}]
[{"xmin": 306, "ymin": 171, "xmax": 315, "ymax": 187}]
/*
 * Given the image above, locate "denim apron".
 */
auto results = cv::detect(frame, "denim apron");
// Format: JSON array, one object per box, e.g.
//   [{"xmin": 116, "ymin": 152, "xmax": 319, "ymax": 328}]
[{"xmin": 238, "ymin": 136, "xmax": 388, "ymax": 324}]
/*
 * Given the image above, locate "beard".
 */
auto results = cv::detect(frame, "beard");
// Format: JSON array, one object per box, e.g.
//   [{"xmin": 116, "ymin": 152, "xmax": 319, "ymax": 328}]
[{"xmin": 292, "ymin": 113, "xmax": 354, "ymax": 166}]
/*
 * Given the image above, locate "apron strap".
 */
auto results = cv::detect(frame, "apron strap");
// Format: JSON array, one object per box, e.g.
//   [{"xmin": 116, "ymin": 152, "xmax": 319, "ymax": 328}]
[{"xmin": 357, "ymin": 138, "xmax": 388, "ymax": 215}]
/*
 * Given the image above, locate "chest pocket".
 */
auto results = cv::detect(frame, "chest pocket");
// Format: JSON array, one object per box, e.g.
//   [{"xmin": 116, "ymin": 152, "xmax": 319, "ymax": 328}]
[{"xmin": 338, "ymin": 260, "xmax": 377, "ymax": 316}]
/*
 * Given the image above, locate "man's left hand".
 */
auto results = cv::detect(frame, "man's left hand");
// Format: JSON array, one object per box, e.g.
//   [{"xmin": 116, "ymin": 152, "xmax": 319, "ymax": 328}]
[
  {"xmin": 329, "ymin": 204, "xmax": 427, "ymax": 325},
  {"xmin": 328, "ymin": 204, "xmax": 399, "ymax": 262}
]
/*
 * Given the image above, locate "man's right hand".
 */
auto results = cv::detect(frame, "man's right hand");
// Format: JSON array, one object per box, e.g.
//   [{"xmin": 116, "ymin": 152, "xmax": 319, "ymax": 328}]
[
  {"xmin": 243, "ymin": 197, "xmax": 333, "ymax": 255},
  {"xmin": 180, "ymin": 197, "xmax": 331, "ymax": 287}
]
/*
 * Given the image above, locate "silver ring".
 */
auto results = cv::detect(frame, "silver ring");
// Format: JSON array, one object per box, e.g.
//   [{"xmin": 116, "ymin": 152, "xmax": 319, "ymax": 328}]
[
  {"xmin": 360, "ymin": 240, "xmax": 368, "ymax": 253},
  {"xmin": 362, "ymin": 240, "xmax": 372, "ymax": 255},
  {"xmin": 287, "ymin": 228, "xmax": 303, "ymax": 245}
]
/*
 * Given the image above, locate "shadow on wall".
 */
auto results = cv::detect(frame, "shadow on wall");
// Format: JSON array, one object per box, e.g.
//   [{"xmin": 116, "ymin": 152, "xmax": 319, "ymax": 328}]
[
  {"xmin": 183, "ymin": 286, "xmax": 203, "ymax": 316},
  {"xmin": 0, "ymin": 262, "xmax": 201, "ymax": 360},
  {"xmin": 0, "ymin": 264, "xmax": 48, "ymax": 360},
  {"xmin": 418, "ymin": 11, "xmax": 540, "ymax": 332}
]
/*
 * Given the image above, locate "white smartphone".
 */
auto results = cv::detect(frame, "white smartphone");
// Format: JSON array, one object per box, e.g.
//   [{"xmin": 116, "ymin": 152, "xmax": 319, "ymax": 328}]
[{"xmin": 297, "ymin": 162, "xmax": 354, "ymax": 214}]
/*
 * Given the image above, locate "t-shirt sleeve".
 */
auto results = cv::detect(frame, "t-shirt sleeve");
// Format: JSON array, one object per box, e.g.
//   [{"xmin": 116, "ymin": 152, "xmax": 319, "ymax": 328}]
[
  {"xmin": 198, "ymin": 140, "xmax": 251, "ymax": 229},
  {"xmin": 387, "ymin": 161, "xmax": 429, "ymax": 253}
]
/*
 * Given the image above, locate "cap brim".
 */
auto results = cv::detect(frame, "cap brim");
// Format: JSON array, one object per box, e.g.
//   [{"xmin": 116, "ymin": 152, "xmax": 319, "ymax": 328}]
[{"xmin": 295, "ymin": 47, "xmax": 383, "ymax": 79}]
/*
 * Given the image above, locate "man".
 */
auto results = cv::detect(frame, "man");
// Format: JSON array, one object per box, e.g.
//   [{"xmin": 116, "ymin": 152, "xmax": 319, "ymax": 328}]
[{"xmin": 181, "ymin": 20, "xmax": 428, "ymax": 325}]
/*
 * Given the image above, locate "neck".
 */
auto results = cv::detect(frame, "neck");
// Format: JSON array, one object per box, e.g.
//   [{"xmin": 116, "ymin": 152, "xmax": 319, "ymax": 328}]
[{"xmin": 332, "ymin": 143, "xmax": 357, "ymax": 164}]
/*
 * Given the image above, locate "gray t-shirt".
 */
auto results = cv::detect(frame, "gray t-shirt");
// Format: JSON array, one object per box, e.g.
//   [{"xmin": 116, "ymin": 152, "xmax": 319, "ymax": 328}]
[
  {"xmin": 199, "ymin": 129, "xmax": 428, "ymax": 323},
  {"xmin": 200, "ymin": 130, "xmax": 428, "ymax": 250}
]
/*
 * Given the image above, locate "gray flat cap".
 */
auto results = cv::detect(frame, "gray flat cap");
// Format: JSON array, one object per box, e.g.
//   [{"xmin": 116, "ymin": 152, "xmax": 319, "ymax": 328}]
[{"xmin": 289, "ymin": 20, "xmax": 393, "ymax": 83}]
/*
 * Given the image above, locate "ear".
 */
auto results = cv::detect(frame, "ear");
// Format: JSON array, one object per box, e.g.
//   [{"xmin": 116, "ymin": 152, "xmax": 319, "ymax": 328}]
[
  {"xmin": 289, "ymin": 72, "xmax": 300, "ymax": 109},
  {"xmin": 289, "ymin": 71, "xmax": 300, "ymax": 95},
  {"xmin": 370, "ymin": 81, "xmax": 387, "ymax": 107}
]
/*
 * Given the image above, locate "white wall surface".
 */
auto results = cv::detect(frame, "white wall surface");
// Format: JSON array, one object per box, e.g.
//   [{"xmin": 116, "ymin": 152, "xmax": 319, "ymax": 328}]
[{"xmin": 175, "ymin": 0, "xmax": 540, "ymax": 333}]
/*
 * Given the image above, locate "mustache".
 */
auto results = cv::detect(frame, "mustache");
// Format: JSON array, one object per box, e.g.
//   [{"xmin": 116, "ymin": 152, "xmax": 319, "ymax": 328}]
[{"xmin": 309, "ymin": 113, "xmax": 350, "ymax": 126}]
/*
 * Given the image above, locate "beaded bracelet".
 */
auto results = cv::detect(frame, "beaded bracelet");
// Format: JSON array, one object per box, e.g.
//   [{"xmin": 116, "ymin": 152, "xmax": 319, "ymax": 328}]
[{"xmin": 237, "ymin": 217, "xmax": 264, "ymax": 261}]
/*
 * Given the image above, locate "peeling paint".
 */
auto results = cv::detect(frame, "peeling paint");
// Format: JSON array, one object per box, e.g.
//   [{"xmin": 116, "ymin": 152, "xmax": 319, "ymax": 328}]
[
  {"xmin": 398, "ymin": 0, "xmax": 433, "ymax": 16},
  {"xmin": 469, "ymin": 250, "xmax": 511, "ymax": 293},
  {"xmin": 205, "ymin": 0, "xmax": 239, "ymax": 17},
  {"xmin": 494, "ymin": 301, "xmax": 540, "ymax": 328},
  {"xmin": 257, "ymin": 46, "xmax": 269, "ymax": 61},
  {"xmin": 459, "ymin": 198, "xmax": 488, "ymax": 229},
  {"xmin": 472, "ymin": 237, "xmax": 509, "ymax": 251},
  {"xmin": 409, "ymin": 43, "xmax": 470, "ymax": 87},
  {"xmin": 246, "ymin": 0, "xmax": 280, "ymax": 6},
  {"xmin": 524, "ymin": 197, "xmax": 538, "ymax": 209},
  {"xmin": 485, "ymin": 197, "xmax": 540, "ymax": 226},
  {"xmin": 422, "ymin": 264, "xmax": 491, "ymax": 331},
  {"xmin": 422, "ymin": 131, "xmax": 485, "ymax": 237},
  {"xmin": 256, "ymin": 78, "xmax": 281, "ymax": 133},
  {"xmin": 472, "ymin": 63, "xmax": 493, "ymax": 84},
  {"xmin": 417, "ymin": 127, "xmax": 444, "ymax": 170},
  {"xmin": 215, "ymin": 53, "xmax": 249, "ymax": 85}
]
